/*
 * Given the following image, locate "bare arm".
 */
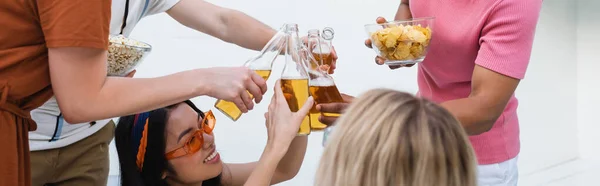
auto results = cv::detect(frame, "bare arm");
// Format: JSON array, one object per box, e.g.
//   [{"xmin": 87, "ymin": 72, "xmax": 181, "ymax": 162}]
[
  {"xmin": 166, "ymin": 0, "xmax": 276, "ymax": 51},
  {"xmin": 223, "ymin": 136, "xmax": 308, "ymax": 186},
  {"xmin": 222, "ymin": 80, "xmax": 312, "ymax": 186},
  {"xmin": 49, "ymin": 49, "xmax": 268, "ymax": 124},
  {"xmin": 40, "ymin": 0, "xmax": 209, "ymax": 123},
  {"xmin": 48, "ymin": 47, "xmax": 209, "ymax": 123},
  {"xmin": 43, "ymin": 0, "xmax": 268, "ymax": 124},
  {"xmin": 440, "ymin": 66, "xmax": 519, "ymax": 135},
  {"xmin": 395, "ymin": 0, "xmax": 412, "ymax": 20},
  {"xmin": 440, "ymin": 0, "xmax": 542, "ymax": 135}
]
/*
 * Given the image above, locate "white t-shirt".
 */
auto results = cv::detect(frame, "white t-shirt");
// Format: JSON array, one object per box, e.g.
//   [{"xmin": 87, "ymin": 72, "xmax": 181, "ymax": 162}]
[{"xmin": 29, "ymin": 0, "xmax": 181, "ymax": 151}]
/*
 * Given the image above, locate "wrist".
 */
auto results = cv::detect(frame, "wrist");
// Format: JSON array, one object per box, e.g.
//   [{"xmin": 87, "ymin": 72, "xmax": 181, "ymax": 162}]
[
  {"xmin": 190, "ymin": 68, "xmax": 211, "ymax": 96},
  {"xmin": 265, "ymin": 141, "xmax": 289, "ymax": 158}
]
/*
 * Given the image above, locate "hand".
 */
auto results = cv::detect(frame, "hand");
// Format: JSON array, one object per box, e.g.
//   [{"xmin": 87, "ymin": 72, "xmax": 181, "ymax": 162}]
[
  {"xmin": 301, "ymin": 36, "xmax": 339, "ymax": 74},
  {"xmin": 264, "ymin": 80, "xmax": 313, "ymax": 153},
  {"xmin": 328, "ymin": 46, "xmax": 338, "ymax": 74},
  {"xmin": 124, "ymin": 69, "xmax": 136, "ymax": 78},
  {"xmin": 364, "ymin": 17, "xmax": 415, "ymax": 70},
  {"xmin": 203, "ymin": 67, "xmax": 268, "ymax": 113},
  {"xmin": 316, "ymin": 93, "xmax": 354, "ymax": 125}
]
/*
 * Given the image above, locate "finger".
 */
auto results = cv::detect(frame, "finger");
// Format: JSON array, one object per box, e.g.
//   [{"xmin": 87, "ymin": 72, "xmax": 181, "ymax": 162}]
[
  {"xmin": 274, "ymin": 80, "xmax": 288, "ymax": 106},
  {"xmin": 319, "ymin": 65, "xmax": 329, "ymax": 72},
  {"xmin": 364, "ymin": 39, "xmax": 373, "ymax": 49},
  {"xmin": 376, "ymin": 56, "xmax": 386, "ymax": 65},
  {"xmin": 329, "ymin": 61, "xmax": 336, "ymax": 74},
  {"xmin": 319, "ymin": 115, "xmax": 339, "ymax": 126},
  {"xmin": 317, "ymin": 102, "xmax": 348, "ymax": 114},
  {"xmin": 125, "ymin": 69, "xmax": 137, "ymax": 78},
  {"xmin": 389, "ymin": 65, "xmax": 403, "ymax": 69},
  {"xmin": 268, "ymin": 94, "xmax": 276, "ymax": 113},
  {"xmin": 232, "ymin": 97, "xmax": 249, "ymax": 113},
  {"xmin": 376, "ymin": 17, "xmax": 387, "ymax": 24},
  {"xmin": 246, "ymin": 76, "xmax": 264, "ymax": 103},
  {"xmin": 249, "ymin": 72, "xmax": 267, "ymax": 103},
  {"xmin": 296, "ymin": 97, "xmax": 314, "ymax": 116},
  {"xmin": 375, "ymin": 57, "xmax": 385, "ymax": 65},
  {"xmin": 240, "ymin": 90, "xmax": 254, "ymax": 110},
  {"xmin": 264, "ymin": 112, "xmax": 270, "ymax": 128},
  {"xmin": 340, "ymin": 94, "xmax": 354, "ymax": 103},
  {"xmin": 331, "ymin": 46, "xmax": 338, "ymax": 60},
  {"xmin": 301, "ymin": 36, "xmax": 309, "ymax": 47}
]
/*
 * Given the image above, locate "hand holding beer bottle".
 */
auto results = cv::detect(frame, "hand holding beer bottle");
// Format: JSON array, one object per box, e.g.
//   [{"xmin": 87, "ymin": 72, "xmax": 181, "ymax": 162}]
[
  {"xmin": 316, "ymin": 93, "xmax": 354, "ymax": 125},
  {"xmin": 304, "ymin": 29, "xmax": 345, "ymax": 130},
  {"xmin": 280, "ymin": 23, "xmax": 312, "ymax": 136},
  {"xmin": 214, "ymin": 25, "xmax": 287, "ymax": 121},
  {"xmin": 301, "ymin": 28, "xmax": 339, "ymax": 74},
  {"xmin": 264, "ymin": 79, "xmax": 314, "ymax": 152}
]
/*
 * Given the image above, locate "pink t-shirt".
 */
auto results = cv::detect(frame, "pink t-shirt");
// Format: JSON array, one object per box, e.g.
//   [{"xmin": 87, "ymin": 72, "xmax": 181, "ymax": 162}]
[{"xmin": 410, "ymin": 0, "xmax": 542, "ymax": 164}]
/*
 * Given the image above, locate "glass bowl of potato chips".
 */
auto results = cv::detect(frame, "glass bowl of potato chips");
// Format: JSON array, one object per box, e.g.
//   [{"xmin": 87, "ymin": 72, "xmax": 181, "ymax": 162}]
[{"xmin": 365, "ymin": 17, "xmax": 434, "ymax": 66}]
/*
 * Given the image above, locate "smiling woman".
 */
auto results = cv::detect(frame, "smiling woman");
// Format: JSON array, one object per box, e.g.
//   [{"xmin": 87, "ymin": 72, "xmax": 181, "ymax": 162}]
[
  {"xmin": 114, "ymin": 89, "xmax": 312, "ymax": 186},
  {"xmin": 115, "ymin": 100, "xmax": 223, "ymax": 186}
]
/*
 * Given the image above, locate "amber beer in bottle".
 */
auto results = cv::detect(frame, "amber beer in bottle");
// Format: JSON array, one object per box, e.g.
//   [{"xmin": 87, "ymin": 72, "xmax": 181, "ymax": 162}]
[
  {"xmin": 310, "ymin": 27, "xmax": 335, "ymax": 74},
  {"xmin": 214, "ymin": 70, "xmax": 272, "ymax": 120},
  {"xmin": 305, "ymin": 29, "xmax": 344, "ymax": 130},
  {"xmin": 281, "ymin": 23, "xmax": 311, "ymax": 135},
  {"xmin": 214, "ymin": 26, "xmax": 286, "ymax": 121},
  {"xmin": 281, "ymin": 78, "xmax": 311, "ymax": 135}
]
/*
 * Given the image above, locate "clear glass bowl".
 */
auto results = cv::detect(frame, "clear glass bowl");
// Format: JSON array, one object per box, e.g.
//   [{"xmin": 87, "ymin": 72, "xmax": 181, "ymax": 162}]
[
  {"xmin": 364, "ymin": 17, "xmax": 434, "ymax": 66},
  {"xmin": 107, "ymin": 35, "xmax": 152, "ymax": 76}
]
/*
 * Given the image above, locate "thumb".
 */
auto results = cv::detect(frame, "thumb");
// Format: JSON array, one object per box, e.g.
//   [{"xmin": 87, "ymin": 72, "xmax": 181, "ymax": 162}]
[
  {"xmin": 376, "ymin": 17, "xmax": 387, "ymax": 24},
  {"xmin": 296, "ymin": 97, "xmax": 314, "ymax": 117},
  {"xmin": 125, "ymin": 69, "xmax": 137, "ymax": 78}
]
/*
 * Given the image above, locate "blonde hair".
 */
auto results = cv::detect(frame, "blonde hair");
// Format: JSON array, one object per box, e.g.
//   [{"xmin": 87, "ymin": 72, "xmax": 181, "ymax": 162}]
[{"xmin": 315, "ymin": 89, "xmax": 477, "ymax": 186}]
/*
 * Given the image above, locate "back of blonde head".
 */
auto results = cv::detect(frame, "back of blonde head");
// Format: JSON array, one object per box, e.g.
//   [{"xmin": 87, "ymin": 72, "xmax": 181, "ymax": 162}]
[{"xmin": 315, "ymin": 89, "xmax": 477, "ymax": 186}]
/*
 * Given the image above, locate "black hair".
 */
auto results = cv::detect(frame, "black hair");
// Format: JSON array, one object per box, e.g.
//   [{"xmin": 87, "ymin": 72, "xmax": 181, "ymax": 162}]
[{"xmin": 115, "ymin": 100, "xmax": 223, "ymax": 186}]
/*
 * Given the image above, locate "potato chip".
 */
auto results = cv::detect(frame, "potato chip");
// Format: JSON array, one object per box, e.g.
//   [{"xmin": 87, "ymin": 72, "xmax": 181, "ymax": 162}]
[
  {"xmin": 371, "ymin": 24, "xmax": 432, "ymax": 61},
  {"xmin": 385, "ymin": 31, "xmax": 401, "ymax": 48},
  {"xmin": 410, "ymin": 43, "xmax": 423, "ymax": 57}
]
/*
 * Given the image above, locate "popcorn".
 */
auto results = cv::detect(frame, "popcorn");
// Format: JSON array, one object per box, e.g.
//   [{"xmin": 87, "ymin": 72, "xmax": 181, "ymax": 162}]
[
  {"xmin": 370, "ymin": 24, "xmax": 432, "ymax": 61},
  {"xmin": 107, "ymin": 35, "xmax": 150, "ymax": 76}
]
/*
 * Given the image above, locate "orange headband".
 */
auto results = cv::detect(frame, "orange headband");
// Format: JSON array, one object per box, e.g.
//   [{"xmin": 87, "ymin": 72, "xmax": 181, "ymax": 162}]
[{"xmin": 135, "ymin": 119, "xmax": 149, "ymax": 171}]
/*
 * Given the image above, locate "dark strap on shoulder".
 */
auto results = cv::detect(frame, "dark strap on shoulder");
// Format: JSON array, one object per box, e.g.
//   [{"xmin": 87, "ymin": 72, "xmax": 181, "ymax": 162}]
[{"xmin": 120, "ymin": 0, "xmax": 131, "ymax": 35}]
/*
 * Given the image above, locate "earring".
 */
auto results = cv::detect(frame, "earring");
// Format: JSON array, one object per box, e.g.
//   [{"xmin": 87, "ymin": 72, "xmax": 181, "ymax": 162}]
[{"xmin": 161, "ymin": 171, "xmax": 167, "ymax": 179}]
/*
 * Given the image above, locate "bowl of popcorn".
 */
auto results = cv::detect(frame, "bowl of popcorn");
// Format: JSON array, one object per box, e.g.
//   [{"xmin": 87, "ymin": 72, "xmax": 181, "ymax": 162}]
[
  {"xmin": 365, "ymin": 17, "xmax": 434, "ymax": 65},
  {"xmin": 107, "ymin": 35, "xmax": 152, "ymax": 76}
]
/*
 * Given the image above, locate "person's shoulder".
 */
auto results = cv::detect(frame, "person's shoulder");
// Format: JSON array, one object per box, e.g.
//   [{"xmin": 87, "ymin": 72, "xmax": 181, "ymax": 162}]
[
  {"xmin": 146, "ymin": 0, "xmax": 181, "ymax": 15},
  {"xmin": 491, "ymin": 0, "xmax": 543, "ymax": 11}
]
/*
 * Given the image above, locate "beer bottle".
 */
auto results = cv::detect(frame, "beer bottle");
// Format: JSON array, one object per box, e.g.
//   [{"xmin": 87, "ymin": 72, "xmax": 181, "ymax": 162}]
[
  {"xmin": 280, "ymin": 23, "xmax": 311, "ymax": 136},
  {"xmin": 322, "ymin": 125, "xmax": 335, "ymax": 147},
  {"xmin": 304, "ymin": 29, "xmax": 344, "ymax": 130},
  {"xmin": 214, "ymin": 25, "xmax": 287, "ymax": 121},
  {"xmin": 308, "ymin": 27, "xmax": 335, "ymax": 74}
]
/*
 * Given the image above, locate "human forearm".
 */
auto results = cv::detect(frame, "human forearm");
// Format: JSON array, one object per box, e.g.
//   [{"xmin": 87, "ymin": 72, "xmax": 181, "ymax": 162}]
[
  {"xmin": 54, "ymin": 69, "xmax": 209, "ymax": 123},
  {"xmin": 50, "ymin": 46, "xmax": 266, "ymax": 123},
  {"xmin": 394, "ymin": 0, "xmax": 412, "ymax": 20},
  {"xmin": 220, "ymin": 9, "xmax": 276, "ymax": 51},
  {"xmin": 167, "ymin": 0, "xmax": 275, "ymax": 51},
  {"xmin": 77, "ymin": 70, "xmax": 207, "ymax": 122},
  {"xmin": 243, "ymin": 148, "xmax": 285, "ymax": 186},
  {"xmin": 271, "ymin": 136, "xmax": 307, "ymax": 184},
  {"xmin": 440, "ymin": 97, "xmax": 504, "ymax": 135}
]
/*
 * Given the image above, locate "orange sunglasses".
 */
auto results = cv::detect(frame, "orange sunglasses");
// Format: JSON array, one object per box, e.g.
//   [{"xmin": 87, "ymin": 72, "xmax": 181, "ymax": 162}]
[{"xmin": 165, "ymin": 110, "xmax": 216, "ymax": 160}]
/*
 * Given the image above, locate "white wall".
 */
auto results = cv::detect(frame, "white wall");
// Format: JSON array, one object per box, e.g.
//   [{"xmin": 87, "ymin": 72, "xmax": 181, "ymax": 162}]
[
  {"xmin": 515, "ymin": 0, "xmax": 580, "ymax": 175},
  {"xmin": 577, "ymin": 0, "xmax": 600, "ymax": 162},
  {"xmin": 107, "ymin": 0, "xmax": 584, "ymax": 185}
]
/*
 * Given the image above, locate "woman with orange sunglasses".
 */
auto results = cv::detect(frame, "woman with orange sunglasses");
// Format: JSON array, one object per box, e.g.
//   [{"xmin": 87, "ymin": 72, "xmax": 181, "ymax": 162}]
[{"xmin": 115, "ymin": 80, "xmax": 314, "ymax": 186}]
